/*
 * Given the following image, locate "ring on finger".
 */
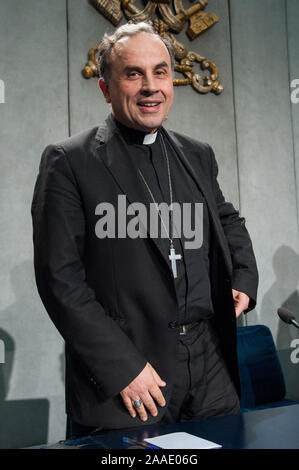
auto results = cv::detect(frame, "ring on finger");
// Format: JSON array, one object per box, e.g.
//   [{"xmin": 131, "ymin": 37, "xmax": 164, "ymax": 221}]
[{"xmin": 133, "ymin": 398, "xmax": 142, "ymax": 409}]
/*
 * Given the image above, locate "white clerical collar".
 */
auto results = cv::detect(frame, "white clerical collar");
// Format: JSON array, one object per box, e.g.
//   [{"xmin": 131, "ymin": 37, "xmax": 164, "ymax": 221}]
[{"xmin": 143, "ymin": 132, "xmax": 158, "ymax": 145}]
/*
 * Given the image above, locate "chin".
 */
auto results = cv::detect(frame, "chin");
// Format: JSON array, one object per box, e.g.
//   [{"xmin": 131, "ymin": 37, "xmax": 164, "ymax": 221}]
[{"xmin": 138, "ymin": 118, "xmax": 165, "ymax": 133}]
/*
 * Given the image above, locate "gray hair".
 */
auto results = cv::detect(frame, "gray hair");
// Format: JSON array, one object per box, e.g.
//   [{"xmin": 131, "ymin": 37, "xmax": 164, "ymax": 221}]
[{"xmin": 97, "ymin": 22, "xmax": 175, "ymax": 81}]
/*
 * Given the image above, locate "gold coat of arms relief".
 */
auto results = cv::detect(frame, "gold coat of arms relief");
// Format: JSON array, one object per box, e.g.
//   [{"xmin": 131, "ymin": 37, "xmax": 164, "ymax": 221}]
[{"xmin": 83, "ymin": 0, "xmax": 223, "ymax": 95}]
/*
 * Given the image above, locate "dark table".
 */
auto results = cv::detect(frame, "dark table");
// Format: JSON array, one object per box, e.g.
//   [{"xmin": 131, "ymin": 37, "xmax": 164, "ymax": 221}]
[{"xmin": 52, "ymin": 404, "xmax": 299, "ymax": 450}]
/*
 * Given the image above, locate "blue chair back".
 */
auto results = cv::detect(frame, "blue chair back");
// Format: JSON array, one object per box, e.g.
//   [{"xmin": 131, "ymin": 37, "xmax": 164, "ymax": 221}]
[{"xmin": 237, "ymin": 325, "xmax": 286, "ymax": 410}]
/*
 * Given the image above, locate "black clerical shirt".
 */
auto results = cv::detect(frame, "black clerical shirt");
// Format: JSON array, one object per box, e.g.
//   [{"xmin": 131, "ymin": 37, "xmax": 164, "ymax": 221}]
[{"xmin": 114, "ymin": 118, "xmax": 214, "ymax": 324}]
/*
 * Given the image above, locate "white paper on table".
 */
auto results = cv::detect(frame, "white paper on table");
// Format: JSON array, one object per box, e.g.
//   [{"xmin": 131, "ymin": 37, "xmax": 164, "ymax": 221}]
[{"xmin": 144, "ymin": 432, "xmax": 222, "ymax": 449}]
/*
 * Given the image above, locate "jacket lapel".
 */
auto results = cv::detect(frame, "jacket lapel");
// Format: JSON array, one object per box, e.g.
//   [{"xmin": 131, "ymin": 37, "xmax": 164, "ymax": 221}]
[{"xmin": 163, "ymin": 128, "xmax": 233, "ymax": 276}]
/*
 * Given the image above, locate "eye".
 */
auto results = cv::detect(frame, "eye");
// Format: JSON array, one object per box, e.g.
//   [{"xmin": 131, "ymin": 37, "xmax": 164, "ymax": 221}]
[
  {"xmin": 155, "ymin": 69, "xmax": 167, "ymax": 76},
  {"xmin": 127, "ymin": 71, "xmax": 141, "ymax": 79}
]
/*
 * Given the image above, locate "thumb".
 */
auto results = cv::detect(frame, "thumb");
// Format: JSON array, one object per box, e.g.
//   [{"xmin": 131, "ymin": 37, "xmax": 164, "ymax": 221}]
[{"xmin": 232, "ymin": 289, "xmax": 240, "ymax": 303}]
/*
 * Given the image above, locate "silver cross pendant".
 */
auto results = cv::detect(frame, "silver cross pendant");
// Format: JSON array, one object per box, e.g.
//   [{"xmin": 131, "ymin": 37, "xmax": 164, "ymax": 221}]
[{"xmin": 169, "ymin": 247, "xmax": 182, "ymax": 279}]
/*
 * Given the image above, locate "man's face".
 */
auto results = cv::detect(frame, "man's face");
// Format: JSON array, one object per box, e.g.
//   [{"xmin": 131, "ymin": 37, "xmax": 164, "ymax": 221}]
[{"xmin": 100, "ymin": 32, "xmax": 174, "ymax": 133}]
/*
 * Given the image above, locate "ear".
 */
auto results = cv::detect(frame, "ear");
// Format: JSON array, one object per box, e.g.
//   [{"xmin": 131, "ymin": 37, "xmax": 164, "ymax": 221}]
[{"xmin": 99, "ymin": 78, "xmax": 111, "ymax": 103}]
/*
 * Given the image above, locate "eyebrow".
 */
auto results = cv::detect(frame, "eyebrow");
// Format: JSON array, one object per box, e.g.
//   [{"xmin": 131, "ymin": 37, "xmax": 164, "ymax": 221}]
[
  {"xmin": 154, "ymin": 61, "xmax": 169, "ymax": 69},
  {"xmin": 123, "ymin": 61, "xmax": 170, "ymax": 74}
]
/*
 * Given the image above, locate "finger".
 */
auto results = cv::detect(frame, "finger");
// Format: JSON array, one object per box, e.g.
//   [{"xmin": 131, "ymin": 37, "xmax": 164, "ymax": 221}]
[
  {"xmin": 235, "ymin": 301, "xmax": 247, "ymax": 317},
  {"xmin": 120, "ymin": 392, "xmax": 137, "ymax": 419},
  {"xmin": 238, "ymin": 296, "xmax": 249, "ymax": 313},
  {"xmin": 242, "ymin": 297, "xmax": 250, "ymax": 311},
  {"xmin": 140, "ymin": 391, "xmax": 159, "ymax": 417},
  {"xmin": 235, "ymin": 299, "xmax": 244, "ymax": 316},
  {"xmin": 148, "ymin": 384, "xmax": 166, "ymax": 407},
  {"xmin": 232, "ymin": 289, "xmax": 239, "ymax": 301},
  {"xmin": 134, "ymin": 401, "xmax": 149, "ymax": 422},
  {"xmin": 235, "ymin": 307, "xmax": 243, "ymax": 318}
]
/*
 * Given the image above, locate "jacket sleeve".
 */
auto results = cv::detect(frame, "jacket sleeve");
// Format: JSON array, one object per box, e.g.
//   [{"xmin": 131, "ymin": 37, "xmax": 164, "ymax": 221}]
[
  {"xmin": 31, "ymin": 144, "xmax": 147, "ymax": 399},
  {"xmin": 208, "ymin": 145, "xmax": 259, "ymax": 312}
]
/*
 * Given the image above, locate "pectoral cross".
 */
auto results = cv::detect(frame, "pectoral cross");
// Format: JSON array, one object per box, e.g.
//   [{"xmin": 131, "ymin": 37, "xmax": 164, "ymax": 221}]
[{"xmin": 169, "ymin": 247, "xmax": 182, "ymax": 279}]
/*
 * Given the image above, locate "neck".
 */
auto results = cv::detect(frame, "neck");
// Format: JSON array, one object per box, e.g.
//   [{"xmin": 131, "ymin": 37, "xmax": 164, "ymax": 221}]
[{"xmin": 113, "ymin": 116, "xmax": 159, "ymax": 145}]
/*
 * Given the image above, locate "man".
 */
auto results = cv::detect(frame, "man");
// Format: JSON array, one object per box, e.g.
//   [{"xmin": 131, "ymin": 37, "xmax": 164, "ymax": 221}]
[{"xmin": 31, "ymin": 22, "xmax": 258, "ymax": 438}]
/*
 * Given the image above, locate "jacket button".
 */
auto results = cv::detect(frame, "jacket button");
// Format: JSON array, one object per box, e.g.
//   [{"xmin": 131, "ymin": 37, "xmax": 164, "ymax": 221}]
[{"xmin": 168, "ymin": 321, "xmax": 179, "ymax": 329}]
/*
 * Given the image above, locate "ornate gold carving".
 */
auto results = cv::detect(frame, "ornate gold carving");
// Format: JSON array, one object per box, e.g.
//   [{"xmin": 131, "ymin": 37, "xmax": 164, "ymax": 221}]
[
  {"xmin": 83, "ymin": 1, "xmax": 223, "ymax": 95},
  {"xmin": 187, "ymin": 10, "xmax": 219, "ymax": 39},
  {"xmin": 91, "ymin": 0, "xmax": 123, "ymax": 26},
  {"xmin": 121, "ymin": 0, "xmax": 157, "ymax": 23},
  {"xmin": 83, "ymin": 45, "xmax": 100, "ymax": 79}
]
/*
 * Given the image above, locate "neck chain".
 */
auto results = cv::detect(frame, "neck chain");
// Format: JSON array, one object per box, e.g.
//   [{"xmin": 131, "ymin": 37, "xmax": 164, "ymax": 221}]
[{"xmin": 138, "ymin": 135, "xmax": 182, "ymax": 278}]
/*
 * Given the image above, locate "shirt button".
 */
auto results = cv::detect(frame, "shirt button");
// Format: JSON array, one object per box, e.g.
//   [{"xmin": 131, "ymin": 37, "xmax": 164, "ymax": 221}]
[{"xmin": 168, "ymin": 321, "xmax": 179, "ymax": 329}]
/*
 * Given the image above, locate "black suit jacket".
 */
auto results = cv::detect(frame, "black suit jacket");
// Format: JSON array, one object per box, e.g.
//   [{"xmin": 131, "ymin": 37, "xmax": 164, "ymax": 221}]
[{"xmin": 31, "ymin": 115, "xmax": 258, "ymax": 429}]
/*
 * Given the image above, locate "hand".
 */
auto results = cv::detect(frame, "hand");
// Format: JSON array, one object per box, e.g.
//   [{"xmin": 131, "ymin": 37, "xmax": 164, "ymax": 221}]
[
  {"xmin": 120, "ymin": 362, "xmax": 166, "ymax": 422},
  {"xmin": 232, "ymin": 289, "xmax": 250, "ymax": 318}
]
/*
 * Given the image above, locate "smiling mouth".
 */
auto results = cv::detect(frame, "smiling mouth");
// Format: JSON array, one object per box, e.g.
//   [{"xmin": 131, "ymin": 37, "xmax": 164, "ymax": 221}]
[
  {"xmin": 137, "ymin": 102, "xmax": 161, "ymax": 108},
  {"xmin": 137, "ymin": 102, "xmax": 162, "ymax": 114}
]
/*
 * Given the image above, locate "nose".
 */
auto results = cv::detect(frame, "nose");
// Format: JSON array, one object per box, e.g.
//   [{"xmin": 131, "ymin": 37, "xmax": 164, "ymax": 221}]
[{"xmin": 141, "ymin": 73, "xmax": 159, "ymax": 95}]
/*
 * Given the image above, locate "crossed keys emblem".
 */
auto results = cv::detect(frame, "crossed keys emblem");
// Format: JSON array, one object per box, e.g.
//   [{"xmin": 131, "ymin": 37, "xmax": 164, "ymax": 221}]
[{"xmin": 83, "ymin": 0, "xmax": 223, "ymax": 95}]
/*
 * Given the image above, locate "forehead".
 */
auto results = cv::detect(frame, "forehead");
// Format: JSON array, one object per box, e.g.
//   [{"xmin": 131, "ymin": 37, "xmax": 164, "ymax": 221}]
[{"xmin": 110, "ymin": 32, "xmax": 171, "ymax": 68}]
